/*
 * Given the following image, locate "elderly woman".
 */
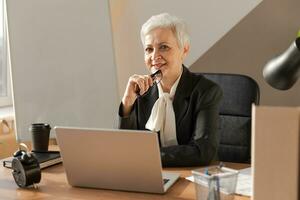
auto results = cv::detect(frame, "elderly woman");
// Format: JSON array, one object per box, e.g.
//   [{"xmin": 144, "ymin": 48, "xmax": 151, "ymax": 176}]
[{"xmin": 118, "ymin": 13, "xmax": 222, "ymax": 167}]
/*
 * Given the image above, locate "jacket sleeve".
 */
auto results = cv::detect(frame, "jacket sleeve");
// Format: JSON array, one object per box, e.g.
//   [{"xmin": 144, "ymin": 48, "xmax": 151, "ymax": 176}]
[
  {"xmin": 160, "ymin": 84, "xmax": 223, "ymax": 167},
  {"xmin": 118, "ymin": 102, "xmax": 138, "ymax": 130}
]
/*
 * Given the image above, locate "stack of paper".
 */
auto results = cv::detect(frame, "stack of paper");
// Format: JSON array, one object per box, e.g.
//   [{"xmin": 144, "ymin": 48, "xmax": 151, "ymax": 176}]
[{"xmin": 235, "ymin": 167, "xmax": 252, "ymax": 196}]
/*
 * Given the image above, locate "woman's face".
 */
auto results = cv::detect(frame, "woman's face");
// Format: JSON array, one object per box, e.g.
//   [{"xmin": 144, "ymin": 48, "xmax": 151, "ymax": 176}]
[{"xmin": 144, "ymin": 28, "xmax": 189, "ymax": 81}]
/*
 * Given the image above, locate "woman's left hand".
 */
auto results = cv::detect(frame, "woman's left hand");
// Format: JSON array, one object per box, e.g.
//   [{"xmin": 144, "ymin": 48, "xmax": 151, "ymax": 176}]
[{"xmin": 121, "ymin": 74, "xmax": 153, "ymax": 116}]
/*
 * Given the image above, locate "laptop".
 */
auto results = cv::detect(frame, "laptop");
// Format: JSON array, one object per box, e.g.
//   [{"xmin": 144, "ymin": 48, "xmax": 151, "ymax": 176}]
[{"xmin": 54, "ymin": 126, "xmax": 180, "ymax": 194}]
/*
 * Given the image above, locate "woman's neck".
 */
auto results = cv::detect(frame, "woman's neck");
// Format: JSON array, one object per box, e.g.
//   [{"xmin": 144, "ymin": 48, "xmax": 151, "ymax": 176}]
[
  {"xmin": 160, "ymin": 69, "xmax": 182, "ymax": 93},
  {"xmin": 160, "ymin": 82, "xmax": 172, "ymax": 93}
]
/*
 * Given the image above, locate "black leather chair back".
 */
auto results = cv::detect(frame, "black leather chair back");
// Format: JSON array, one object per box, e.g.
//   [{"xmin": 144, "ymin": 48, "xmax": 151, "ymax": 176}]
[{"xmin": 201, "ymin": 73, "xmax": 260, "ymax": 163}]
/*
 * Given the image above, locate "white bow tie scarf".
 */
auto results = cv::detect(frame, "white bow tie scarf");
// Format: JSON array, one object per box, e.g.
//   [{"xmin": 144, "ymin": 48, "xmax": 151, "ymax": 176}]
[{"xmin": 145, "ymin": 75, "xmax": 181, "ymax": 147}]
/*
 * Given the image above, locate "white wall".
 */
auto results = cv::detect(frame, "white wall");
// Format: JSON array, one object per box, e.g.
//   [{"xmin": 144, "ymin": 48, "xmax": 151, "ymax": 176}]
[
  {"xmin": 7, "ymin": 0, "xmax": 119, "ymax": 141},
  {"xmin": 109, "ymin": 0, "xmax": 262, "ymax": 98}
]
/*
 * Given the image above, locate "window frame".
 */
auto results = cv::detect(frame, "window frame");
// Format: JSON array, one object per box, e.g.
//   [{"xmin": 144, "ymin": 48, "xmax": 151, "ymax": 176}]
[{"xmin": 0, "ymin": 0, "xmax": 12, "ymax": 107}]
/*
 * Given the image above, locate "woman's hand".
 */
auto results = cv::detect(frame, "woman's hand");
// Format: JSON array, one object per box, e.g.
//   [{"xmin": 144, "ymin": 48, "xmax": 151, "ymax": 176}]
[{"xmin": 121, "ymin": 74, "xmax": 153, "ymax": 116}]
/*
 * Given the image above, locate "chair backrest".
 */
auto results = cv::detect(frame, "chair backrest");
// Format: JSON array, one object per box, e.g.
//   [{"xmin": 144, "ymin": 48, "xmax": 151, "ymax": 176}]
[{"xmin": 201, "ymin": 73, "xmax": 260, "ymax": 163}]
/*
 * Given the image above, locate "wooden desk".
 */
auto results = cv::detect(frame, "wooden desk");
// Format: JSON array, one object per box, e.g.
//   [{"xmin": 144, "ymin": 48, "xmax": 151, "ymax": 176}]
[{"xmin": 0, "ymin": 162, "xmax": 250, "ymax": 200}]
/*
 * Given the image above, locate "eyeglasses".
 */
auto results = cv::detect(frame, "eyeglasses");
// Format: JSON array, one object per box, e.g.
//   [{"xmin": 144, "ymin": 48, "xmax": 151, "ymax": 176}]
[
  {"xmin": 150, "ymin": 69, "xmax": 162, "ymax": 84},
  {"xmin": 136, "ymin": 70, "xmax": 163, "ymax": 97}
]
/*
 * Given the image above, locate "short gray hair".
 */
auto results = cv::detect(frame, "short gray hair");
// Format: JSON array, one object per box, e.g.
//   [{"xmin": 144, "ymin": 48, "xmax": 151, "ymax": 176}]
[{"xmin": 140, "ymin": 13, "xmax": 190, "ymax": 49}]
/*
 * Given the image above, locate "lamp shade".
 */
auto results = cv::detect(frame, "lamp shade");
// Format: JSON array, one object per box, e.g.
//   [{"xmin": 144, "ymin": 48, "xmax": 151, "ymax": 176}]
[{"xmin": 263, "ymin": 37, "xmax": 300, "ymax": 90}]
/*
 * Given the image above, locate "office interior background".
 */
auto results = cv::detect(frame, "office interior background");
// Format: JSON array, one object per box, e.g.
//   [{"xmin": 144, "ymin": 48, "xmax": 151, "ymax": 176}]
[
  {"xmin": 110, "ymin": 0, "xmax": 300, "ymax": 106},
  {"xmin": 0, "ymin": 0, "xmax": 299, "ymax": 142}
]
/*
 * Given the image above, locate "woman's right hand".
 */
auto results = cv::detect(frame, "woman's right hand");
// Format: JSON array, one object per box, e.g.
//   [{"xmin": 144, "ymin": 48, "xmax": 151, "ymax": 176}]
[{"xmin": 121, "ymin": 74, "xmax": 153, "ymax": 116}]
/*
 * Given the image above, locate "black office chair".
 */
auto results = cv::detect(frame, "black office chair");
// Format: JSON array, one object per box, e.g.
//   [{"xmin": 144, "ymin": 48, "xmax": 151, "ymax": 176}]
[{"xmin": 200, "ymin": 73, "xmax": 260, "ymax": 163}]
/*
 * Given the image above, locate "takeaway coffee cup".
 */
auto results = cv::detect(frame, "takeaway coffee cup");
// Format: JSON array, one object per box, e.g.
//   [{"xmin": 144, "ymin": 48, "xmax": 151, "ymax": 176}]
[{"xmin": 30, "ymin": 123, "xmax": 51, "ymax": 152}]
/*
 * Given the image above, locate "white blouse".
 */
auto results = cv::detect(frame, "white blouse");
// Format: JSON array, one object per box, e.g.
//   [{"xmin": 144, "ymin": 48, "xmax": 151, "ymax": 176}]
[{"xmin": 145, "ymin": 71, "xmax": 182, "ymax": 147}]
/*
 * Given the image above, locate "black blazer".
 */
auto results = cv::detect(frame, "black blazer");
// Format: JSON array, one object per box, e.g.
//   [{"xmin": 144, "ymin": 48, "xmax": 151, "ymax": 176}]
[{"xmin": 118, "ymin": 66, "xmax": 223, "ymax": 167}]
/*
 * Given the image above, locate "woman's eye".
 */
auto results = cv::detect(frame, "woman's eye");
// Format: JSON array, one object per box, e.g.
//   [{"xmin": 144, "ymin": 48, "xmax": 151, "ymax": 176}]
[
  {"xmin": 160, "ymin": 45, "xmax": 170, "ymax": 51},
  {"xmin": 145, "ymin": 47, "xmax": 153, "ymax": 53}
]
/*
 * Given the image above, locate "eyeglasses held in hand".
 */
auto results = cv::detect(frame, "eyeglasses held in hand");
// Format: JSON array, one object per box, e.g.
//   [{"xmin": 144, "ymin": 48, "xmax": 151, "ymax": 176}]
[{"xmin": 135, "ymin": 70, "xmax": 162, "ymax": 97}]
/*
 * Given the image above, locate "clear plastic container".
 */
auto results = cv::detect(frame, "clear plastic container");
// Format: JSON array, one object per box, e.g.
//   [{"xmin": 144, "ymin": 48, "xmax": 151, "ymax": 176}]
[{"xmin": 192, "ymin": 166, "xmax": 239, "ymax": 200}]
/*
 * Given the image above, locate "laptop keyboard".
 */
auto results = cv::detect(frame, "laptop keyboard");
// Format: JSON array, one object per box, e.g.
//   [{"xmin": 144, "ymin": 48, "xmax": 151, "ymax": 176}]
[{"xmin": 163, "ymin": 178, "xmax": 170, "ymax": 184}]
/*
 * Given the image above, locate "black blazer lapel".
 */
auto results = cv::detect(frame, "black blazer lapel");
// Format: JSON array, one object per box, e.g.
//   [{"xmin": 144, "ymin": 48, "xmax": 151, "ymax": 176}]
[
  {"xmin": 173, "ymin": 66, "xmax": 195, "ymax": 127},
  {"xmin": 137, "ymin": 84, "xmax": 159, "ymax": 128}
]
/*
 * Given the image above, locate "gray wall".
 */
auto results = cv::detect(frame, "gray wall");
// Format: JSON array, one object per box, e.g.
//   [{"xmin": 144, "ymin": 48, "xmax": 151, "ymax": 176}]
[
  {"xmin": 190, "ymin": 0, "xmax": 300, "ymax": 106},
  {"xmin": 7, "ymin": 0, "xmax": 119, "ymax": 141}
]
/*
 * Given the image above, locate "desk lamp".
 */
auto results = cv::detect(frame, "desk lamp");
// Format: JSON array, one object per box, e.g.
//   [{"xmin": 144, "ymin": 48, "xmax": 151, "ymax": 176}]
[{"xmin": 263, "ymin": 36, "xmax": 300, "ymax": 90}]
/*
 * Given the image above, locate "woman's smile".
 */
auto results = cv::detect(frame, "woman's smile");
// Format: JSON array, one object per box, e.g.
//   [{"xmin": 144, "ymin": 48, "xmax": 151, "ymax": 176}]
[{"xmin": 152, "ymin": 62, "xmax": 166, "ymax": 69}]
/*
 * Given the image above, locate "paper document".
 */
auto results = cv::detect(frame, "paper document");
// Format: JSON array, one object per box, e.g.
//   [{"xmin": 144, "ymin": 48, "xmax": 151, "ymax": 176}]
[
  {"xmin": 186, "ymin": 167, "xmax": 252, "ymax": 197},
  {"xmin": 235, "ymin": 167, "xmax": 252, "ymax": 196}
]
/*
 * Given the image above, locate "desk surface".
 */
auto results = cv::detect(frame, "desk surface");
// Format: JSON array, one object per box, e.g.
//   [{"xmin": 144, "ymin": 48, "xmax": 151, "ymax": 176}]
[{"xmin": 0, "ymin": 161, "xmax": 250, "ymax": 200}]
